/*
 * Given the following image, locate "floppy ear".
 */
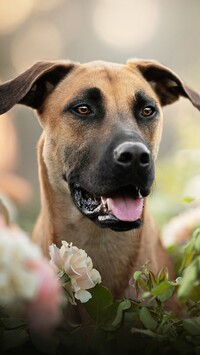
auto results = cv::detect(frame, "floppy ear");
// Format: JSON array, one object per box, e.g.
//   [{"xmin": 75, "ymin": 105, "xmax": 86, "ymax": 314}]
[
  {"xmin": 0, "ymin": 60, "xmax": 75, "ymax": 114},
  {"xmin": 127, "ymin": 59, "xmax": 200, "ymax": 110}
]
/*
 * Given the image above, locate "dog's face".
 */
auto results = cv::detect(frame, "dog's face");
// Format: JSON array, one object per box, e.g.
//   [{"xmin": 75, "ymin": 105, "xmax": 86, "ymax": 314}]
[
  {"xmin": 40, "ymin": 62, "xmax": 161, "ymax": 231},
  {"xmin": 0, "ymin": 59, "xmax": 199, "ymax": 232}
]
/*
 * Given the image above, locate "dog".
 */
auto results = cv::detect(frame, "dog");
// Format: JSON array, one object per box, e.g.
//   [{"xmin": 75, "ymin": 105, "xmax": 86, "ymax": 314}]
[{"xmin": 0, "ymin": 59, "xmax": 200, "ymax": 301}]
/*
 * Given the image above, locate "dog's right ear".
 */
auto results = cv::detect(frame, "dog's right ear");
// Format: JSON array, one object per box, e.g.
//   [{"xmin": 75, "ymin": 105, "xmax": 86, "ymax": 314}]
[
  {"xmin": 128, "ymin": 59, "xmax": 200, "ymax": 111},
  {"xmin": 0, "ymin": 61, "xmax": 75, "ymax": 114}
]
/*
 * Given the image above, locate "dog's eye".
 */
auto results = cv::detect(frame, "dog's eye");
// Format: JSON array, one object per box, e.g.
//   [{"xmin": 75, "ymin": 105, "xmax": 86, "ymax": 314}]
[
  {"xmin": 73, "ymin": 105, "xmax": 92, "ymax": 116},
  {"xmin": 141, "ymin": 106, "xmax": 155, "ymax": 117}
]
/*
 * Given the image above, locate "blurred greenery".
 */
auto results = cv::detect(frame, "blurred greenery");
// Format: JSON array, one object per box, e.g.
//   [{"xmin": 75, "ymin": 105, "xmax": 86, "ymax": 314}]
[
  {"xmin": 1, "ymin": 228, "xmax": 200, "ymax": 355},
  {"xmin": 150, "ymin": 150, "xmax": 200, "ymax": 226}
]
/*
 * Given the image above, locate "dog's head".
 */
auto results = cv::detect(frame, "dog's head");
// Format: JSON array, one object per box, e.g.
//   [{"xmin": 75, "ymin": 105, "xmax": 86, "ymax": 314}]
[{"xmin": 0, "ymin": 59, "xmax": 200, "ymax": 232}]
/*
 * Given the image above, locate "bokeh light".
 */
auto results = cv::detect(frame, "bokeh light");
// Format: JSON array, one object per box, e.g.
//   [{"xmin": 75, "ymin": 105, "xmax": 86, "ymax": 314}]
[
  {"xmin": 93, "ymin": 0, "xmax": 160, "ymax": 49},
  {"xmin": 34, "ymin": 0, "xmax": 64, "ymax": 12},
  {"xmin": 10, "ymin": 22, "xmax": 62, "ymax": 72},
  {"xmin": 0, "ymin": 0, "xmax": 34, "ymax": 34},
  {"xmin": 0, "ymin": 113, "xmax": 18, "ymax": 170}
]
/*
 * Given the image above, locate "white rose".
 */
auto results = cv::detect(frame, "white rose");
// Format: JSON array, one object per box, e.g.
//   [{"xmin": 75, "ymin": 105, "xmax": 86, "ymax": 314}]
[{"xmin": 49, "ymin": 241, "xmax": 101, "ymax": 304}]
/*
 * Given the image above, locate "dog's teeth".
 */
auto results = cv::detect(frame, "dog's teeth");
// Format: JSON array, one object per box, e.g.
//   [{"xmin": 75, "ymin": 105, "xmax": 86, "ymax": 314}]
[
  {"xmin": 101, "ymin": 196, "xmax": 106, "ymax": 204},
  {"xmin": 106, "ymin": 198, "xmax": 111, "ymax": 212},
  {"xmin": 100, "ymin": 196, "xmax": 108, "ymax": 212},
  {"xmin": 136, "ymin": 186, "xmax": 142, "ymax": 198}
]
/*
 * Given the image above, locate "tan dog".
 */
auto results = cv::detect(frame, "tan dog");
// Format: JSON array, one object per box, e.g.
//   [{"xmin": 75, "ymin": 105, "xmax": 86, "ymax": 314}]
[{"xmin": 0, "ymin": 59, "xmax": 200, "ymax": 300}]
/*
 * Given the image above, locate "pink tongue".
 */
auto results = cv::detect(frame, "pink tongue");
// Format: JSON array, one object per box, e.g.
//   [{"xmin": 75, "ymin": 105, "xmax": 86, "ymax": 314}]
[{"xmin": 107, "ymin": 195, "xmax": 143, "ymax": 222}]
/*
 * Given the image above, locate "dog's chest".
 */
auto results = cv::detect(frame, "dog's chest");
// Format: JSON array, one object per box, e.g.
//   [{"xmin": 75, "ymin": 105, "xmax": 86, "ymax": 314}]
[{"xmin": 64, "ymin": 223, "xmax": 141, "ymax": 297}]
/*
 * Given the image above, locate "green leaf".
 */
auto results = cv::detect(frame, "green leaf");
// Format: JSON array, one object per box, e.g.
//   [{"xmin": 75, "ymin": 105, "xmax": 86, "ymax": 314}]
[
  {"xmin": 133, "ymin": 271, "xmax": 142, "ymax": 281},
  {"xmin": 179, "ymin": 247, "xmax": 195, "ymax": 273},
  {"xmin": 131, "ymin": 327, "xmax": 166, "ymax": 341},
  {"xmin": 112, "ymin": 299, "xmax": 131, "ymax": 327},
  {"xmin": 139, "ymin": 307, "xmax": 158, "ymax": 331},
  {"xmin": 179, "ymin": 229, "xmax": 200, "ymax": 272},
  {"xmin": 84, "ymin": 284, "xmax": 113, "ymax": 324},
  {"xmin": 150, "ymin": 280, "xmax": 175, "ymax": 302},
  {"xmin": 136, "ymin": 277, "xmax": 150, "ymax": 292},
  {"xmin": 182, "ymin": 196, "xmax": 195, "ymax": 204},
  {"xmin": 177, "ymin": 260, "xmax": 198, "ymax": 301},
  {"xmin": 194, "ymin": 229, "xmax": 200, "ymax": 252},
  {"xmin": 183, "ymin": 319, "xmax": 200, "ymax": 335},
  {"xmin": 131, "ymin": 327, "xmax": 157, "ymax": 338},
  {"xmin": 142, "ymin": 291, "xmax": 151, "ymax": 299},
  {"xmin": 157, "ymin": 267, "xmax": 169, "ymax": 282},
  {"xmin": 157, "ymin": 287, "xmax": 175, "ymax": 303},
  {"xmin": 150, "ymin": 280, "xmax": 170, "ymax": 295},
  {"xmin": 156, "ymin": 321, "xmax": 173, "ymax": 334}
]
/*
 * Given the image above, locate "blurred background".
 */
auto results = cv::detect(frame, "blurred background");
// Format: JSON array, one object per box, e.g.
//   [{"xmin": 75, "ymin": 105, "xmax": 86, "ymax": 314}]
[{"xmin": 0, "ymin": 0, "xmax": 200, "ymax": 232}]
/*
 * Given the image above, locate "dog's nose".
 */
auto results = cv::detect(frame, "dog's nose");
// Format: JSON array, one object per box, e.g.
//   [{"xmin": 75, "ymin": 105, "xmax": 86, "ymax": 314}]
[{"xmin": 113, "ymin": 142, "xmax": 150, "ymax": 169}]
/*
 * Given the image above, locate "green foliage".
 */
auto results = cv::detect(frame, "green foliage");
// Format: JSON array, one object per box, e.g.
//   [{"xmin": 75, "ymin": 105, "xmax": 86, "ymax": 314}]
[
  {"xmin": 149, "ymin": 153, "xmax": 200, "ymax": 227},
  {"xmin": 177, "ymin": 228, "xmax": 200, "ymax": 303},
  {"xmin": 1, "ymin": 228, "xmax": 200, "ymax": 354}
]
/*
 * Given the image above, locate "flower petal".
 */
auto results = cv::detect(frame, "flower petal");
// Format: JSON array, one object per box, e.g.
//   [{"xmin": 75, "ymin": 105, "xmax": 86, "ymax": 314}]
[
  {"xmin": 49, "ymin": 244, "xmax": 63, "ymax": 270},
  {"xmin": 90, "ymin": 268, "xmax": 101, "ymax": 284},
  {"xmin": 75, "ymin": 289, "xmax": 92, "ymax": 303}
]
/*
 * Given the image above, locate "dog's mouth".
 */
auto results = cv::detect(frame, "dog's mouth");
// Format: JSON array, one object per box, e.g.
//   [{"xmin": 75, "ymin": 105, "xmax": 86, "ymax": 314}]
[{"xmin": 70, "ymin": 183, "xmax": 147, "ymax": 231}]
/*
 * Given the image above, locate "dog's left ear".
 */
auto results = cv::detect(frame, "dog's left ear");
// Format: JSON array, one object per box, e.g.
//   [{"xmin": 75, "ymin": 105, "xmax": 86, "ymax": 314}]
[
  {"xmin": 128, "ymin": 59, "xmax": 200, "ymax": 110},
  {"xmin": 0, "ymin": 61, "xmax": 75, "ymax": 114}
]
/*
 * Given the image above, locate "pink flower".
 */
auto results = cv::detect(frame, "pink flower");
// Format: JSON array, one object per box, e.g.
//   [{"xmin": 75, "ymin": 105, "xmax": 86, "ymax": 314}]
[
  {"xmin": 26, "ymin": 260, "xmax": 63, "ymax": 333},
  {"xmin": 0, "ymin": 210, "xmax": 63, "ymax": 333}
]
